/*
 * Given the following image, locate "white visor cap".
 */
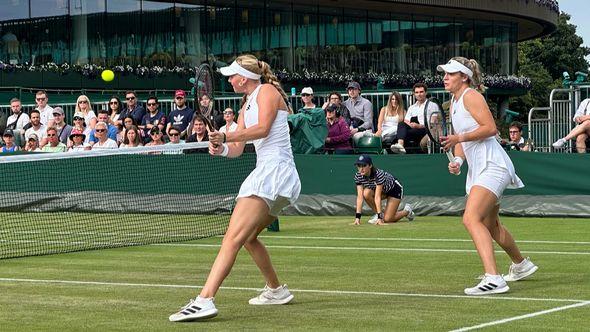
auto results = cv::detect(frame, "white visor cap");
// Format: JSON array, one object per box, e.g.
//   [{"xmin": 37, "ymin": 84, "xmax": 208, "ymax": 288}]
[
  {"xmin": 219, "ymin": 61, "xmax": 262, "ymax": 80},
  {"xmin": 436, "ymin": 59, "xmax": 473, "ymax": 78}
]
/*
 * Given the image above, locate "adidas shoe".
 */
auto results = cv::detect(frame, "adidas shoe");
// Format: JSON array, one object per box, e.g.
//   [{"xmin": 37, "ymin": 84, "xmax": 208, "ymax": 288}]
[
  {"xmin": 367, "ymin": 214, "xmax": 379, "ymax": 224},
  {"xmin": 552, "ymin": 138, "xmax": 566, "ymax": 148},
  {"xmin": 169, "ymin": 296, "xmax": 218, "ymax": 322},
  {"xmin": 464, "ymin": 274, "xmax": 509, "ymax": 295},
  {"xmin": 404, "ymin": 204, "xmax": 415, "ymax": 221},
  {"xmin": 249, "ymin": 284, "xmax": 294, "ymax": 305},
  {"xmin": 503, "ymin": 257, "xmax": 538, "ymax": 282}
]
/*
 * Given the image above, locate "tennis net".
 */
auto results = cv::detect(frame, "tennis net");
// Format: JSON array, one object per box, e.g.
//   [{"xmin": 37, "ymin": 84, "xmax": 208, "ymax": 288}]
[{"xmin": 0, "ymin": 143, "xmax": 256, "ymax": 259}]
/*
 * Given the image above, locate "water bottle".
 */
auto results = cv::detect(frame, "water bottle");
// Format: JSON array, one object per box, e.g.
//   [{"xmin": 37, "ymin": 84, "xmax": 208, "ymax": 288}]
[{"xmin": 291, "ymin": 87, "xmax": 296, "ymax": 96}]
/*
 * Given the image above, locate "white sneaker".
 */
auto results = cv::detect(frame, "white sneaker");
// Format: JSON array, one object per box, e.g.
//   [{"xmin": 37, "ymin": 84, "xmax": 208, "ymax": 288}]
[
  {"xmin": 390, "ymin": 143, "xmax": 406, "ymax": 154},
  {"xmin": 169, "ymin": 296, "xmax": 218, "ymax": 322},
  {"xmin": 403, "ymin": 204, "xmax": 415, "ymax": 221},
  {"xmin": 249, "ymin": 284, "xmax": 294, "ymax": 305},
  {"xmin": 552, "ymin": 138, "xmax": 566, "ymax": 148},
  {"xmin": 367, "ymin": 214, "xmax": 379, "ymax": 224},
  {"xmin": 464, "ymin": 274, "xmax": 509, "ymax": 295},
  {"xmin": 503, "ymin": 257, "xmax": 538, "ymax": 282}
]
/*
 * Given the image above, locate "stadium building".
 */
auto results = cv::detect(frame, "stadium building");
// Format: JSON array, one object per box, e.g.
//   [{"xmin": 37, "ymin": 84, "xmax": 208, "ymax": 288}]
[{"xmin": 0, "ymin": 0, "xmax": 558, "ymax": 89}]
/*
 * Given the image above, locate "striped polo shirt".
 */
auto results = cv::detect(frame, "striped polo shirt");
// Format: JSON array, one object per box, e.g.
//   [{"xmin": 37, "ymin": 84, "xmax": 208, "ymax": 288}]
[{"xmin": 354, "ymin": 168, "xmax": 400, "ymax": 193}]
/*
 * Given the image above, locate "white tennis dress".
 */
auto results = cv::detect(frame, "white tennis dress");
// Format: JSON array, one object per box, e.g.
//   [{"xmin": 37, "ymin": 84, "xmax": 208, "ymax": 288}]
[
  {"xmin": 451, "ymin": 88, "xmax": 524, "ymax": 197},
  {"xmin": 237, "ymin": 85, "xmax": 301, "ymax": 215}
]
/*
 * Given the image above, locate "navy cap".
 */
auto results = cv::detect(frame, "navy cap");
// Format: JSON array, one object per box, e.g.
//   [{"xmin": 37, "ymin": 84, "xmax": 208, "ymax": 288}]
[
  {"xmin": 347, "ymin": 81, "xmax": 361, "ymax": 90},
  {"xmin": 355, "ymin": 154, "xmax": 372, "ymax": 166}
]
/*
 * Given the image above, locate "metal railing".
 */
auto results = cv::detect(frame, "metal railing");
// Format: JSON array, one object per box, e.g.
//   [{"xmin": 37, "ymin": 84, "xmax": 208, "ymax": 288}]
[{"xmin": 527, "ymin": 107, "xmax": 551, "ymax": 152}]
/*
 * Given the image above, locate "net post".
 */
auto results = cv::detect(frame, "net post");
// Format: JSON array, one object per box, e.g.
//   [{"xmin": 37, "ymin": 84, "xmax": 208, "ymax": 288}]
[{"xmin": 267, "ymin": 218, "xmax": 280, "ymax": 232}]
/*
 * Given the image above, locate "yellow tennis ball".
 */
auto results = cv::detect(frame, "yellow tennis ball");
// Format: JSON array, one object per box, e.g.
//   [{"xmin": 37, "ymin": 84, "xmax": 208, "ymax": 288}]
[{"xmin": 101, "ymin": 69, "xmax": 115, "ymax": 82}]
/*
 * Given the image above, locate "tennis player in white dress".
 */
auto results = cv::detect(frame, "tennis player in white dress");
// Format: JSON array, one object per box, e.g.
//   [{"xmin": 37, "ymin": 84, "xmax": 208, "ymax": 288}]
[
  {"xmin": 169, "ymin": 54, "xmax": 301, "ymax": 322},
  {"xmin": 438, "ymin": 57, "xmax": 538, "ymax": 296}
]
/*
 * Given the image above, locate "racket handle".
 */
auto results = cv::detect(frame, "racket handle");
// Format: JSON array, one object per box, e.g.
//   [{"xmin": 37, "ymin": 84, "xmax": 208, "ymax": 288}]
[{"xmin": 446, "ymin": 151, "xmax": 461, "ymax": 176}]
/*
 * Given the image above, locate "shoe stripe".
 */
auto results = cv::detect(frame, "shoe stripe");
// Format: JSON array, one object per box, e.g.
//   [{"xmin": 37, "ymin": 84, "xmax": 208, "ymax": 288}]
[
  {"xmin": 184, "ymin": 308, "xmax": 196, "ymax": 314},
  {"xmin": 488, "ymin": 283, "xmax": 497, "ymax": 288},
  {"xmin": 190, "ymin": 305, "xmax": 202, "ymax": 311}
]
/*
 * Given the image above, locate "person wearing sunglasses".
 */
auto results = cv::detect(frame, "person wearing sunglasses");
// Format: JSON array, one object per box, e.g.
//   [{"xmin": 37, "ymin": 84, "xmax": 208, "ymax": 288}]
[
  {"xmin": 119, "ymin": 91, "xmax": 146, "ymax": 126},
  {"xmin": 166, "ymin": 89, "xmax": 194, "ymax": 137},
  {"xmin": 91, "ymin": 122, "xmax": 118, "ymax": 149},
  {"xmin": 140, "ymin": 96, "xmax": 166, "ymax": 144},
  {"xmin": 35, "ymin": 90, "xmax": 54, "ymax": 127},
  {"xmin": 145, "ymin": 127, "xmax": 165, "ymax": 146},
  {"xmin": 219, "ymin": 108, "xmax": 237, "ymax": 133},
  {"xmin": 41, "ymin": 127, "xmax": 67, "ymax": 153},
  {"xmin": 67, "ymin": 128, "xmax": 90, "ymax": 152},
  {"xmin": 108, "ymin": 96, "xmax": 123, "ymax": 124},
  {"xmin": 353, "ymin": 154, "xmax": 414, "ymax": 226},
  {"xmin": 297, "ymin": 87, "xmax": 317, "ymax": 112},
  {"xmin": 163, "ymin": 126, "xmax": 184, "ymax": 155},
  {"xmin": 75, "ymin": 94, "xmax": 97, "ymax": 129}
]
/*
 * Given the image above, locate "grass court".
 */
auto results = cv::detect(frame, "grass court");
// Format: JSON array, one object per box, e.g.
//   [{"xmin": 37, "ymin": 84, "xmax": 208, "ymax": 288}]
[{"xmin": 1, "ymin": 215, "xmax": 589, "ymax": 331}]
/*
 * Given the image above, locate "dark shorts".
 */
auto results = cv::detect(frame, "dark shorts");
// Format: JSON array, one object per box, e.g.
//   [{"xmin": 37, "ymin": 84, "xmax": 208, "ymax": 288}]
[{"xmin": 384, "ymin": 181, "xmax": 404, "ymax": 200}]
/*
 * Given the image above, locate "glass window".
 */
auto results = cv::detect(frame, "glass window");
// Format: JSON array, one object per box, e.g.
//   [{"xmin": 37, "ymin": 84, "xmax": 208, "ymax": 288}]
[
  {"xmin": 475, "ymin": 20, "xmax": 494, "ymax": 73},
  {"xmin": 105, "ymin": 0, "xmax": 141, "ymax": 66},
  {"xmin": 70, "ymin": 0, "xmax": 107, "ymax": 65},
  {"xmin": 433, "ymin": 20, "xmax": 456, "ymax": 72},
  {"xmin": 413, "ymin": 19, "xmax": 434, "ymax": 75},
  {"xmin": 31, "ymin": 0, "xmax": 68, "ymax": 18},
  {"xmin": 1, "ymin": 0, "xmax": 29, "ymax": 21},
  {"xmin": 29, "ymin": 0, "xmax": 69, "ymax": 65},
  {"xmin": 318, "ymin": 7, "xmax": 343, "ymax": 72},
  {"xmin": 267, "ymin": 4, "xmax": 292, "ymax": 71},
  {"xmin": 293, "ymin": 5, "xmax": 318, "ymax": 72},
  {"xmin": 174, "ymin": 3, "xmax": 207, "ymax": 67},
  {"xmin": 142, "ymin": 1, "xmax": 174, "ymax": 67}
]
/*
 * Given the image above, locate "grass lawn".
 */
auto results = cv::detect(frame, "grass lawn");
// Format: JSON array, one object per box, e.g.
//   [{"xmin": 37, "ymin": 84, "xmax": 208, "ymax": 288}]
[{"xmin": 1, "ymin": 215, "xmax": 589, "ymax": 331}]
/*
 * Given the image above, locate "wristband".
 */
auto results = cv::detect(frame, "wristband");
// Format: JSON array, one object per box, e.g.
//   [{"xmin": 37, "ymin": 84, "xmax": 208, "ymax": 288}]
[
  {"xmin": 220, "ymin": 143, "xmax": 229, "ymax": 157},
  {"xmin": 222, "ymin": 132, "xmax": 227, "ymax": 143},
  {"xmin": 453, "ymin": 156, "xmax": 464, "ymax": 167},
  {"xmin": 377, "ymin": 212, "xmax": 384, "ymax": 219},
  {"xmin": 355, "ymin": 212, "xmax": 362, "ymax": 219}
]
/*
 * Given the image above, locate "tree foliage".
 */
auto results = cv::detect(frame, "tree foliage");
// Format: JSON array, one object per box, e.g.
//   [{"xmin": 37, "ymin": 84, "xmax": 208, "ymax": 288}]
[{"xmin": 510, "ymin": 12, "xmax": 590, "ymax": 112}]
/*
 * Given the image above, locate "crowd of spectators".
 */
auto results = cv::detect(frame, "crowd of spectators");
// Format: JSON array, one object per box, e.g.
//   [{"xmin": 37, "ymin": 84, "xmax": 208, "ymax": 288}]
[{"xmin": 1, "ymin": 89, "xmax": 238, "ymax": 153}]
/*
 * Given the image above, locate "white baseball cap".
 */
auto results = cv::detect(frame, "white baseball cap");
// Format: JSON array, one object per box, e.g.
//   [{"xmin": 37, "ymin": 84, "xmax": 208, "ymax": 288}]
[{"xmin": 301, "ymin": 87, "xmax": 314, "ymax": 95}]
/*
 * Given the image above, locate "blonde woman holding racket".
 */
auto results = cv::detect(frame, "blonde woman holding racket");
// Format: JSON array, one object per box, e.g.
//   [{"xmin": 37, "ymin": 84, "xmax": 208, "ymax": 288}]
[
  {"xmin": 438, "ymin": 57, "xmax": 537, "ymax": 295},
  {"xmin": 169, "ymin": 54, "xmax": 300, "ymax": 322}
]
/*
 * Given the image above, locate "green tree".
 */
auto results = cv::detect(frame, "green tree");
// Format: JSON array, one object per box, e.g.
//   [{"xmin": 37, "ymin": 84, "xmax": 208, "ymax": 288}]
[{"xmin": 510, "ymin": 12, "xmax": 590, "ymax": 112}]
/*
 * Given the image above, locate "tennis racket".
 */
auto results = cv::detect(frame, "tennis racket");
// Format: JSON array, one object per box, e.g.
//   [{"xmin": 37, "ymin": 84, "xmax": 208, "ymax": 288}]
[
  {"xmin": 423, "ymin": 99, "xmax": 460, "ymax": 175},
  {"xmin": 194, "ymin": 63, "xmax": 218, "ymax": 132}
]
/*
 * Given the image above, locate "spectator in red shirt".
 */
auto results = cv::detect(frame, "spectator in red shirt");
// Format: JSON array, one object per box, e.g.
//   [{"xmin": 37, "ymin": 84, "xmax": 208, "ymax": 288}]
[{"xmin": 324, "ymin": 104, "xmax": 352, "ymax": 153}]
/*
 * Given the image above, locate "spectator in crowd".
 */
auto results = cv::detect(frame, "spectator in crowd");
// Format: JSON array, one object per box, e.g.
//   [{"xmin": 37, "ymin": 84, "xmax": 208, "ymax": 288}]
[
  {"xmin": 353, "ymin": 155, "xmax": 414, "ymax": 225},
  {"xmin": 198, "ymin": 93, "xmax": 221, "ymax": 130},
  {"xmin": 51, "ymin": 107, "xmax": 73, "ymax": 145},
  {"xmin": 343, "ymin": 81, "xmax": 373, "ymax": 139},
  {"xmin": 186, "ymin": 114, "xmax": 209, "ymax": 142},
  {"xmin": 391, "ymin": 83, "xmax": 436, "ymax": 154},
  {"xmin": 1, "ymin": 130, "xmax": 19, "ymax": 152},
  {"xmin": 322, "ymin": 92, "xmax": 351, "ymax": 126},
  {"xmin": 140, "ymin": 96, "xmax": 167, "ymax": 144},
  {"xmin": 166, "ymin": 89, "xmax": 194, "ymax": 136},
  {"xmin": 297, "ymin": 87, "xmax": 318, "ymax": 112},
  {"xmin": 71, "ymin": 111, "xmax": 92, "ymax": 145},
  {"xmin": 24, "ymin": 134, "xmax": 41, "ymax": 152},
  {"xmin": 6, "ymin": 97, "xmax": 30, "ymax": 146},
  {"xmin": 75, "ymin": 94, "xmax": 97, "ymax": 129},
  {"xmin": 375, "ymin": 91, "xmax": 405, "ymax": 148},
  {"xmin": 35, "ymin": 90, "xmax": 54, "ymax": 126},
  {"xmin": 108, "ymin": 96, "xmax": 123, "ymax": 124},
  {"xmin": 505, "ymin": 121, "xmax": 530, "ymax": 151},
  {"xmin": 89, "ymin": 110, "xmax": 118, "ymax": 145},
  {"xmin": 68, "ymin": 128, "xmax": 90, "ymax": 152},
  {"xmin": 119, "ymin": 91, "xmax": 146, "ymax": 126},
  {"xmin": 41, "ymin": 127, "xmax": 67, "ymax": 152},
  {"xmin": 24, "ymin": 109, "xmax": 47, "ymax": 146},
  {"xmin": 219, "ymin": 108, "xmax": 238, "ymax": 133},
  {"xmin": 145, "ymin": 127, "xmax": 165, "ymax": 146},
  {"xmin": 166, "ymin": 126, "xmax": 184, "ymax": 145},
  {"xmin": 119, "ymin": 125, "xmax": 142, "ymax": 149},
  {"xmin": 119, "ymin": 115, "xmax": 137, "ymax": 142},
  {"xmin": 324, "ymin": 103, "xmax": 352, "ymax": 153},
  {"xmin": 91, "ymin": 122, "xmax": 118, "ymax": 149},
  {"xmin": 552, "ymin": 97, "xmax": 590, "ymax": 153}
]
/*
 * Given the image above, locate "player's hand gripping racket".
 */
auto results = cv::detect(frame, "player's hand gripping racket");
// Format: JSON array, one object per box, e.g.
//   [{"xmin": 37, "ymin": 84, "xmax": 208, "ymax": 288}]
[{"xmin": 424, "ymin": 101, "xmax": 461, "ymax": 175}]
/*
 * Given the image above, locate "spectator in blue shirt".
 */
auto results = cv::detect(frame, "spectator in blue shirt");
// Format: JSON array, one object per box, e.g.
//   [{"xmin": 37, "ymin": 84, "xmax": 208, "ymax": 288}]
[
  {"xmin": 140, "ymin": 96, "xmax": 167, "ymax": 144},
  {"xmin": 166, "ymin": 89, "xmax": 194, "ymax": 137},
  {"xmin": 89, "ymin": 110, "xmax": 118, "ymax": 144}
]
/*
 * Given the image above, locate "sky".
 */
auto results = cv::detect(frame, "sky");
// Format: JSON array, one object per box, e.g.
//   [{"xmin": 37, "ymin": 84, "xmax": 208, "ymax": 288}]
[{"xmin": 558, "ymin": 1, "xmax": 590, "ymax": 65}]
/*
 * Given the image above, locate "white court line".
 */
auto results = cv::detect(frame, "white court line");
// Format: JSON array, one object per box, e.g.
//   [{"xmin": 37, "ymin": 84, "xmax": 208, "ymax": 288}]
[
  {"xmin": 0, "ymin": 277, "xmax": 586, "ymax": 304},
  {"xmin": 257, "ymin": 235, "xmax": 590, "ymax": 246},
  {"xmin": 155, "ymin": 243, "xmax": 590, "ymax": 256},
  {"xmin": 450, "ymin": 301, "xmax": 590, "ymax": 331}
]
